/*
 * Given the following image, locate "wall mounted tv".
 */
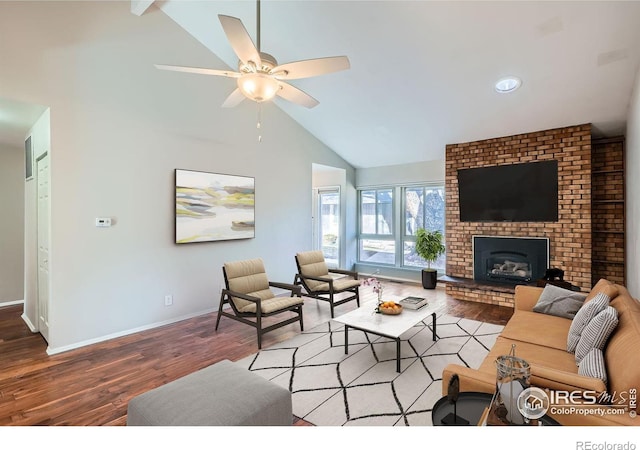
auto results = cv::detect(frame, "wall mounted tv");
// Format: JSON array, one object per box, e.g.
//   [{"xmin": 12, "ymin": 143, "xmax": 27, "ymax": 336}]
[{"xmin": 457, "ymin": 160, "xmax": 558, "ymax": 222}]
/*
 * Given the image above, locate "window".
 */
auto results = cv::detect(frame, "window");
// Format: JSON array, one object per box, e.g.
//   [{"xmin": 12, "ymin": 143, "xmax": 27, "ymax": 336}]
[
  {"xmin": 357, "ymin": 184, "xmax": 445, "ymax": 272},
  {"xmin": 360, "ymin": 189, "xmax": 393, "ymax": 235},
  {"xmin": 358, "ymin": 189, "xmax": 395, "ymax": 264},
  {"xmin": 403, "ymin": 185, "xmax": 445, "ymax": 270}
]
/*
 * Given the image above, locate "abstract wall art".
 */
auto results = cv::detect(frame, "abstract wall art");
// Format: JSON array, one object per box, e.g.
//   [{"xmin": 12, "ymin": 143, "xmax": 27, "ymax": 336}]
[{"xmin": 175, "ymin": 169, "xmax": 255, "ymax": 244}]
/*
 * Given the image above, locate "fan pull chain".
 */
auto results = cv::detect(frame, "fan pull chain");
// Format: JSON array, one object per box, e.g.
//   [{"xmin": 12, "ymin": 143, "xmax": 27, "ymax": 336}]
[{"xmin": 257, "ymin": 103, "xmax": 262, "ymax": 143}]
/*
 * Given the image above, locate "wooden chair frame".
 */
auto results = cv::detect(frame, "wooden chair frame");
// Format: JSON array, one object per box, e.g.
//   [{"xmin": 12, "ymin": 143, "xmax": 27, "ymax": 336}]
[{"xmin": 215, "ymin": 266, "xmax": 303, "ymax": 349}]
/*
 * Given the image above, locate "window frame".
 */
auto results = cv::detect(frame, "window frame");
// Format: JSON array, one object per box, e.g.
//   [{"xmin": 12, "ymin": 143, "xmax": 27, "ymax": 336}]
[
  {"xmin": 401, "ymin": 183, "xmax": 446, "ymax": 270},
  {"xmin": 356, "ymin": 183, "xmax": 446, "ymax": 272},
  {"xmin": 357, "ymin": 187, "xmax": 396, "ymax": 266}
]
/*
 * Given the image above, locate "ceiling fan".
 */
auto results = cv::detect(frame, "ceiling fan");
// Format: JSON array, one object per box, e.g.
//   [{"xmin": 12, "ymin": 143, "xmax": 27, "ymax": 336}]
[{"xmin": 155, "ymin": 0, "xmax": 350, "ymax": 109}]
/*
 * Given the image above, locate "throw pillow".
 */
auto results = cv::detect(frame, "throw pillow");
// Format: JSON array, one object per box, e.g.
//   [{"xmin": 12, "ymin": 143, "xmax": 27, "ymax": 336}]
[
  {"xmin": 578, "ymin": 348, "xmax": 608, "ymax": 385},
  {"xmin": 533, "ymin": 284, "xmax": 587, "ymax": 319},
  {"xmin": 566, "ymin": 292, "xmax": 609, "ymax": 353},
  {"xmin": 574, "ymin": 306, "xmax": 619, "ymax": 364}
]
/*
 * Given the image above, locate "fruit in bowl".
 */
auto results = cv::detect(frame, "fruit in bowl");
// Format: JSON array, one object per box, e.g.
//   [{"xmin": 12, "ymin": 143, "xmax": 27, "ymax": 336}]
[{"xmin": 378, "ymin": 300, "xmax": 403, "ymax": 315}]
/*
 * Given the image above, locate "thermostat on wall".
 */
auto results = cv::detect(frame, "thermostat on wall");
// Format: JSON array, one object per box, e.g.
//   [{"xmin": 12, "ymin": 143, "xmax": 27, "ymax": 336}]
[{"xmin": 96, "ymin": 218, "xmax": 112, "ymax": 227}]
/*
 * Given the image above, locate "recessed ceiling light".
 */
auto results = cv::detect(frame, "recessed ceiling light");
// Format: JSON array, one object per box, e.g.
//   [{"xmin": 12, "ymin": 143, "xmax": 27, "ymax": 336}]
[{"xmin": 495, "ymin": 77, "xmax": 522, "ymax": 93}]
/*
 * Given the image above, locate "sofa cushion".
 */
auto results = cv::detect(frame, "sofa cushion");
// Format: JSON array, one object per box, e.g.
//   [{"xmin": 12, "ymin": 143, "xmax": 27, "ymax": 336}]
[
  {"xmin": 603, "ymin": 287, "xmax": 640, "ymax": 396},
  {"xmin": 584, "ymin": 278, "xmax": 619, "ymax": 303},
  {"xmin": 480, "ymin": 337, "xmax": 608, "ymax": 394},
  {"xmin": 566, "ymin": 292, "xmax": 609, "ymax": 353},
  {"xmin": 479, "ymin": 336, "xmax": 578, "ymax": 376},
  {"xmin": 500, "ymin": 310, "xmax": 571, "ymax": 351},
  {"xmin": 578, "ymin": 348, "xmax": 608, "ymax": 385},
  {"xmin": 575, "ymin": 306, "xmax": 619, "ymax": 364},
  {"xmin": 533, "ymin": 284, "xmax": 586, "ymax": 319}
]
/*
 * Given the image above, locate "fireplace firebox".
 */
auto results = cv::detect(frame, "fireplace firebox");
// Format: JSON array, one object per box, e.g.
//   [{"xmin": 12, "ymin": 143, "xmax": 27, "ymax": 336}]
[{"xmin": 473, "ymin": 236, "xmax": 549, "ymax": 285}]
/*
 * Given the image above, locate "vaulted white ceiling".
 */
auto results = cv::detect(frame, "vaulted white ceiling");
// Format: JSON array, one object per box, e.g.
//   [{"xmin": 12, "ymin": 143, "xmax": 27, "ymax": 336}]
[
  {"xmin": 2, "ymin": 1, "xmax": 640, "ymax": 169},
  {"xmin": 149, "ymin": 0, "xmax": 640, "ymax": 168}
]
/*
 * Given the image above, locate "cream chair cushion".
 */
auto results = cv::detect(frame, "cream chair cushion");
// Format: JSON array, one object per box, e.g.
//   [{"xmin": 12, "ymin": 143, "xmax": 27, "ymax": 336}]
[
  {"xmin": 311, "ymin": 278, "xmax": 361, "ymax": 293},
  {"xmin": 296, "ymin": 250, "xmax": 331, "ymax": 290},
  {"xmin": 224, "ymin": 258, "xmax": 275, "ymax": 312}
]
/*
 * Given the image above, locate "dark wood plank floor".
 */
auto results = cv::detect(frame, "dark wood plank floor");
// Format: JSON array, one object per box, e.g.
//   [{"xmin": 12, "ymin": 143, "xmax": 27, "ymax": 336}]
[{"xmin": 0, "ymin": 281, "xmax": 512, "ymax": 426}]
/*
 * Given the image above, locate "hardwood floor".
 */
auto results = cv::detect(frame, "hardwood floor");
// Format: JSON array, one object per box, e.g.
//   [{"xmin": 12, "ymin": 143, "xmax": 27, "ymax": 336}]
[{"xmin": 0, "ymin": 281, "xmax": 512, "ymax": 426}]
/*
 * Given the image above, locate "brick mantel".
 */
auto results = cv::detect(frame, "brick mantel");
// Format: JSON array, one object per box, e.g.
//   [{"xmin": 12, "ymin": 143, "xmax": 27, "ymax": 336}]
[{"xmin": 444, "ymin": 124, "xmax": 592, "ymax": 307}]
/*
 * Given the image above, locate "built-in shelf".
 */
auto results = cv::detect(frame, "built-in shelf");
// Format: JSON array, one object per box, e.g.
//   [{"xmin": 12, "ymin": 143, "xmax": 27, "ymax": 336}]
[
  {"xmin": 591, "ymin": 136, "xmax": 625, "ymax": 285},
  {"xmin": 592, "ymin": 169, "xmax": 624, "ymax": 175}
]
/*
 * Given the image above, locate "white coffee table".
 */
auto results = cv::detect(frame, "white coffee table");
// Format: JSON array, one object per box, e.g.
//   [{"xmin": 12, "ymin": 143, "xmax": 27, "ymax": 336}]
[{"xmin": 333, "ymin": 296, "xmax": 437, "ymax": 372}]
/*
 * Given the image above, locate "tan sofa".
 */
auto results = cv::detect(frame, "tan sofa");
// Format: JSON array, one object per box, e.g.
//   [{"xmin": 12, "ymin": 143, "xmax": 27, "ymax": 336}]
[{"xmin": 442, "ymin": 278, "xmax": 640, "ymax": 426}]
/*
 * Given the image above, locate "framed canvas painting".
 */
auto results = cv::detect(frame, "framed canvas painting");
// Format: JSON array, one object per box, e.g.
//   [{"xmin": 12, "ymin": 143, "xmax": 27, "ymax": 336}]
[{"xmin": 175, "ymin": 169, "xmax": 255, "ymax": 244}]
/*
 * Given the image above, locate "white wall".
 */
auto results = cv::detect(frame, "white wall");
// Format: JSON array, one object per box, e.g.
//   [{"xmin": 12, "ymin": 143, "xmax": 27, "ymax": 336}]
[
  {"xmin": 0, "ymin": 2, "xmax": 354, "ymax": 352},
  {"xmin": 356, "ymin": 160, "xmax": 445, "ymax": 188},
  {"xmin": 0, "ymin": 143, "xmax": 25, "ymax": 304},
  {"xmin": 313, "ymin": 165, "xmax": 346, "ymax": 188},
  {"xmin": 626, "ymin": 66, "xmax": 640, "ymax": 298}
]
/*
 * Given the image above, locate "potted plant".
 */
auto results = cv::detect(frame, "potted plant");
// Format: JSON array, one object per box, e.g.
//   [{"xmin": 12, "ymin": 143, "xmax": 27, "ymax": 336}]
[{"xmin": 415, "ymin": 228, "xmax": 445, "ymax": 289}]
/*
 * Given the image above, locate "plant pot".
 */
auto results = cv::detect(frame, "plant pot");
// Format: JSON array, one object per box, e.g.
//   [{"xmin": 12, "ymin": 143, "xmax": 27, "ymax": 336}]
[{"xmin": 422, "ymin": 269, "xmax": 438, "ymax": 289}]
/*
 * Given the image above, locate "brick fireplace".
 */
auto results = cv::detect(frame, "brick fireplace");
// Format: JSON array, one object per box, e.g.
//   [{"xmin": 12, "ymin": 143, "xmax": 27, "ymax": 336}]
[{"xmin": 444, "ymin": 124, "xmax": 592, "ymax": 307}]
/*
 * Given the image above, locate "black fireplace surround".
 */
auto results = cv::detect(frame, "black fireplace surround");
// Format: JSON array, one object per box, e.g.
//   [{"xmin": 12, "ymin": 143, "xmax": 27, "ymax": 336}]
[{"xmin": 473, "ymin": 236, "xmax": 549, "ymax": 285}]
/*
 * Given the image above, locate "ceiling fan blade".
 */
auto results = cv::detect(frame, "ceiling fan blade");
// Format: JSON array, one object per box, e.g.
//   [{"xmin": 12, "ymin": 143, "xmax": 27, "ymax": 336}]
[
  {"xmin": 218, "ymin": 15, "xmax": 261, "ymax": 67},
  {"xmin": 271, "ymin": 56, "xmax": 350, "ymax": 80},
  {"xmin": 277, "ymin": 82, "xmax": 319, "ymax": 109},
  {"xmin": 221, "ymin": 88, "xmax": 246, "ymax": 108},
  {"xmin": 155, "ymin": 64, "xmax": 240, "ymax": 78}
]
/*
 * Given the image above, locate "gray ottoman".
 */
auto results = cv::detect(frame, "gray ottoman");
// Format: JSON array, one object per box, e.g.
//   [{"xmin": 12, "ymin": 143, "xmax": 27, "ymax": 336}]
[{"xmin": 127, "ymin": 359, "xmax": 292, "ymax": 426}]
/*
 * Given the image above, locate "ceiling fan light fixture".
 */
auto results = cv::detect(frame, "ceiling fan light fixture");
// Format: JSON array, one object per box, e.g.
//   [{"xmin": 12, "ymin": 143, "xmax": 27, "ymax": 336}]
[
  {"xmin": 495, "ymin": 76, "xmax": 522, "ymax": 93},
  {"xmin": 238, "ymin": 73, "xmax": 280, "ymax": 102}
]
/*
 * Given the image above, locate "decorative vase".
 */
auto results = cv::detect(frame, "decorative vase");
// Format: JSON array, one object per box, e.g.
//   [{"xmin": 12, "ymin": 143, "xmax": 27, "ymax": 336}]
[
  {"xmin": 376, "ymin": 291, "xmax": 383, "ymax": 312},
  {"xmin": 487, "ymin": 344, "xmax": 531, "ymax": 426}
]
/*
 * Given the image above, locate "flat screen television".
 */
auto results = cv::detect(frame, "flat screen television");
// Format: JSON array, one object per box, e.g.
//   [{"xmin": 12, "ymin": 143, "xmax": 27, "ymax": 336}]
[{"xmin": 457, "ymin": 160, "xmax": 558, "ymax": 222}]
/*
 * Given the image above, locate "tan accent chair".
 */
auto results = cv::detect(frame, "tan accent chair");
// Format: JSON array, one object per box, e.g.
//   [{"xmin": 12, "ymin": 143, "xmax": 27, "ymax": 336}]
[
  {"xmin": 294, "ymin": 250, "xmax": 360, "ymax": 318},
  {"xmin": 215, "ymin": 258, "xmax": 303, "ymax": 349}
]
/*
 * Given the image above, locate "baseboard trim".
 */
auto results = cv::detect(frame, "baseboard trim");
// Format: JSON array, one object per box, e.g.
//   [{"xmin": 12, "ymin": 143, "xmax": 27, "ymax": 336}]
[
  {"xmin": 45, "ymin": 308, "xmax": 216, "ymax": 355},
  {"xmin": 0, "ymin": 299, "xmax": 25, "ymax": 308},
  {"xmin": 21, "ymin": 312, "xmax": 37, "ymax": 332}
]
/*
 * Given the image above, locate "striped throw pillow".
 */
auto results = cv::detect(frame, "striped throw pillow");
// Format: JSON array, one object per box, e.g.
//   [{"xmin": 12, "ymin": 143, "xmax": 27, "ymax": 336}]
[
  {"xmin": 575, "ymin": 306, "xmax": 619, "ymax": 365},
  {"xmin": 578, "ymin": 348, "xmax": 608, "ymax": 385},
  {"xmin": 566, "ymin": 292, "xmax": 609, "ymax": 353}
]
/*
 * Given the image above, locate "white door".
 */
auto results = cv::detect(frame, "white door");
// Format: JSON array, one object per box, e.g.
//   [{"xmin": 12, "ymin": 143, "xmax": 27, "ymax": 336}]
[
  {"xmin": 37, "ymin": 154, "xmax": 50, "ymax": 342},
  {"xmin": 316, "ymin": 188, "xmax": 340, "ymax": 268}
]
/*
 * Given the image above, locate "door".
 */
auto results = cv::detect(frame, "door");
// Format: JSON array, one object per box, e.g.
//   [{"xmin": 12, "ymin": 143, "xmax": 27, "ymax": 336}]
[
  {"xmin": 37, "ymin": 153, "xmax": 50, "ymax": 342},
  {"xmin": 316, "ymin": 188, "xmax": 340, "ymax": 268}
]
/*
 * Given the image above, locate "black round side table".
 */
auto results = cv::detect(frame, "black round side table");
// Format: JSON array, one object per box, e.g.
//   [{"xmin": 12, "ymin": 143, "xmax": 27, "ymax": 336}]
[{"xmin": 432, "ymin": 392, "xmax": 560, "ymax": 426}]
